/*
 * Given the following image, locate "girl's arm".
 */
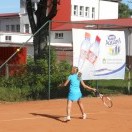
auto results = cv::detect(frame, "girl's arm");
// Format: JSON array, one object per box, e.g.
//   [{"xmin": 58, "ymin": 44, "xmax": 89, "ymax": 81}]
[
  {"xmin": 63, "ymin": 80, "xmax": 69, "ymax": 86},
  {"xmin": 81, "ymin": 80, "xmax": 96, "ymax": 92},
  {"xmin": 58, "ymin": 80, "xmax": 69, "ymax": 87}
]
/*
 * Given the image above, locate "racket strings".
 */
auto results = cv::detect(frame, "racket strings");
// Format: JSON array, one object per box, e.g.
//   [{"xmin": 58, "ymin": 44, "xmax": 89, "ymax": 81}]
[{"xmin": 102, "ymin": 96, "xmax": 113, "ymax": 108}]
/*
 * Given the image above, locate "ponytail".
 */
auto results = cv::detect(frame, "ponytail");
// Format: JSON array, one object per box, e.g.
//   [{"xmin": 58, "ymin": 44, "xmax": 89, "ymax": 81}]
[{"xmin": 78, "ymin": 72, "xmax": 82, "ymax": 78}]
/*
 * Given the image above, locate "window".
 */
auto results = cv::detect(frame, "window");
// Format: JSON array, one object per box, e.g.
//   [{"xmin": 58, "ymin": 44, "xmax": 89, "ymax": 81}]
[
  {"xmin": 79, "ymin": 6, "xmax": 84, "ymax": 17},
  {"xmin": 24, "ymin": 24, "xmax": 29, "ymax": 33},
  {"xmin": 73, "ymin": 5, "xmax": 78, "ymax": 16},
  {"xmin": 85, "ymin": 7, "xmax": 90, "ymax": 18},
  {"xmin": 55, "ymin": 33, "xmax": 63, "ymax": 39},
  {"xmin": 5, "ymin": 36, "xmax": 12, "ymax": 41},
  {"xmin": 92, "ymin": 7, "xmax": 95, "ymax": 19},
  {"xmin": 11, "ymin": 25, "xmax": 15, "ymax": 32},
  {"xmin": 16, "ymin": 25, "xmax": 20, "ymax": 32},
  {"xmin": 6, "ymin": 25, "xmax": 10, "ymax": 31}
]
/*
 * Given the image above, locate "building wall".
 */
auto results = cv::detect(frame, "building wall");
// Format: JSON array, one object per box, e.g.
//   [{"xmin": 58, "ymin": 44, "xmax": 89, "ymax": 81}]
[
  {"xmin": 71, "ymin": 0, "xmax": 119, "ymax": 21},
  {"xmin": 53, "ymin": 0, "xmax": 71, "ymax": 22},
  {"xmin": 99, "ymin": 1, "xmax": 119, "ymax": 19},
  {"xmin": 0, "ymin": 17, "xmax": 20, "ymax": 32},
  {"xmin": 20, "ymin": 14, "xmax": 31, "ymax": 33},
  {"xmin": 54, "ymin": 47, "xmax": 73, "ymax": 64},
  {"xmin": 20, "ymin": 0, "xmax": 38, "ymax": 33},
  {"xmin": 0, "ymin": 32, "xmax": 33, "ymax": 44},
  {"xmin": 50, "ymin": 31, "xmax": 72, "ymax": 47},
  {"xmin": 71, "ymin": 0, "xmax": 98, "ymax": 21}
]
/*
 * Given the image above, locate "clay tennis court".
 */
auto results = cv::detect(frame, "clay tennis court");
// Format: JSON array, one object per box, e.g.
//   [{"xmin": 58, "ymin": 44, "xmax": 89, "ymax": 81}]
[{"xmin": 0, "ymin": 95, "xmax": 132, "ymax": 132}]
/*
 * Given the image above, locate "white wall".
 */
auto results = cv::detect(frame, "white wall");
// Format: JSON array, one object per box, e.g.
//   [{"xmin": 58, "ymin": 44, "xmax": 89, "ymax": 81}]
[
  {"xmin": 50, "ymin": 31, "xmax": 72, "ymax": 47},
  {"xmin": 99, "ymin": 1, "xmax": 118, "ymax": 19},
  {"xmin": 0, "ymin": 32, "xmax": 33, "ymax": 43}
]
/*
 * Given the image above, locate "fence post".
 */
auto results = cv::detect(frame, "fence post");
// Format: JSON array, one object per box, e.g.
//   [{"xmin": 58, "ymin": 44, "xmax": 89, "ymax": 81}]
[
  {"xmin": 5, "ymin": 63, "xmax": 9, "ymax": 79},
  {"xmin": 96, "ymin": 80, "xmax": 98, "ymax": 89},
  {"xmin": 128, "ymin": 70, "xmax": 131, "ymax": 94},
  {"xmin": 48, "ymin": 21, "xmax": 51, "ymax": 100}
]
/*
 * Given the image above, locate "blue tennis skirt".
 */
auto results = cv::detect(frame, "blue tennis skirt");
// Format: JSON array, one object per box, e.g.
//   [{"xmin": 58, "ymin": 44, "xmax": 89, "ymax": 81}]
[{"xmin": 68, "ymin": 92, "xmax": 82, "ymax": 101}]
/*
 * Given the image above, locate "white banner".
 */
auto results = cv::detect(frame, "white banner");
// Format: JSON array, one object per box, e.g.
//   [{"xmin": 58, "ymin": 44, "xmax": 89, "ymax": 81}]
[{"xmin": 72, "ymin": 29, "xmax": 126, "ymax": 80}]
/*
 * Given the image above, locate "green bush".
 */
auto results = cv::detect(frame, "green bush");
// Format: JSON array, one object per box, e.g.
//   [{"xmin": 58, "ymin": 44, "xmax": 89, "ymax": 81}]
[{"xmin": 0, "ymin": 47, "xmax": 71, "ymax": 102}]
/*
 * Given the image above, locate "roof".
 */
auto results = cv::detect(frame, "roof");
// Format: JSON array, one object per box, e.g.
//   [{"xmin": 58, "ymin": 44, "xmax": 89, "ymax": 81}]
[
  {"xmin": 101, "ymin": 0, "xmax": 121, "ymax": 2},
  {"xmin": 51, "ymin": 18, "xmax": 132, "ymax": 31},
  {"xmin": 0, "ymin": 13, "xmax": 19, "ymax": 18}
]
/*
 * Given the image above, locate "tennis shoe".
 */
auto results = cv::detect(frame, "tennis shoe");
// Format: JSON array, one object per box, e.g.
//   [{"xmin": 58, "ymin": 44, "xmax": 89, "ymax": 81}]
[
  {"xmin": 64, "ymin": 116, "xmax": 71, "ymax": 122},
  {"xmin": 82, "ymin": 113, "xmax": 87, "ymax": 119}
]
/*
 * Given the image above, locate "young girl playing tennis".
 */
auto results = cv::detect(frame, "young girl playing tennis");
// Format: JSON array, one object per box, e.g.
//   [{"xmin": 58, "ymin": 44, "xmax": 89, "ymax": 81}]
[{"xmin": 59, "ymin": 66, "xmax": 96, "ymax": 121}]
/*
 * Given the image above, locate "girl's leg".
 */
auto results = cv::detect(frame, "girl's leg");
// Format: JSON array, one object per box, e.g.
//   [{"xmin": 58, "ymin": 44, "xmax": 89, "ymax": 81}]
[
  {"xmin": 77, "ymin": 99, "xmax": 87, "ymax": 119},
  {"xmin": 64, "ymin": 100, "xmax": 72, "ymax": 121},
  {"xmin": 67, "ymin": 100, "xmax": 72, "ymax": 117},
  {"xmin": 77, "ymin": 99, "xmax": 84, "ymax": 115}
]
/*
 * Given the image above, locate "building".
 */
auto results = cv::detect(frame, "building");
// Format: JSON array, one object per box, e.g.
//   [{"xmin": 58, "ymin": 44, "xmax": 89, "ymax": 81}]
[
  {"xmin": 0, "ymin": 0, "xmax": 120, "ymax": 34},
  {"xmin": 0, "ymin": 0, "xmax": 132, "ymax": 70},
  {"xmin": 0, "ymin": 0, "xmax": 121, "ymax": 48}
]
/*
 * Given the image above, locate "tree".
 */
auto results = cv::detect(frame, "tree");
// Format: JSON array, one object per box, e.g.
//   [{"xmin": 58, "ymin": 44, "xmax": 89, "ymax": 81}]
[
  {"xmin": 119, "ymin": 1, "xmax": 132, "ymax": 18},
  {"xmin": 26, "ymin": 0, "xmax": 59, "ymax": 62}
]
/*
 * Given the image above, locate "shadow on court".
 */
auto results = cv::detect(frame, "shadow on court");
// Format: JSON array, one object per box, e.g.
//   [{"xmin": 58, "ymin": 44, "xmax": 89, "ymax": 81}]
[
  {"xmin": 30, "ymin": 112, "xmax": 96, "ymax": 122},
  {"xmin": 30, "ymin": 113, "xmax": 67, "ymax": 123}
]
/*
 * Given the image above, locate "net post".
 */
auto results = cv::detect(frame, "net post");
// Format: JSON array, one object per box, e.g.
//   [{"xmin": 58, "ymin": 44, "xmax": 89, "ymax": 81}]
[{"xmin": 48, "ymin": 20, "xmax": 52, "ymax": 100}]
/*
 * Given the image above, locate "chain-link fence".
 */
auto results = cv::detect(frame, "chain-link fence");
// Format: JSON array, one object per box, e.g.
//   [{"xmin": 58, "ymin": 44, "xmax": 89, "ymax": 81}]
[
  {"xmin": 0, "ymin": 55, "xmax": 131, "ymax": 102},
  {"xmin": 0, "ymin": 20, "xmax": 132, "ymax": 101}
]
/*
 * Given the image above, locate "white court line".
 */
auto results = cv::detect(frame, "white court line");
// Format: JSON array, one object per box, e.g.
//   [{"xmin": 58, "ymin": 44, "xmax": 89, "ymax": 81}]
[{"xmin": 0, "ymin": 117, "xmax": 45, "ymax": 122}]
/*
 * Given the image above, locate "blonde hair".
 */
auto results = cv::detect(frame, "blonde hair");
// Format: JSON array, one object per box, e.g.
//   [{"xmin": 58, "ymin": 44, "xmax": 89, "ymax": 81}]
[
  {"xmin": 73, "ymin": 66, "xmax": 78, "ymax": 73},
  {"xmin": 73, "ymin": 66, "xmax": 82, "ymax": 79}
]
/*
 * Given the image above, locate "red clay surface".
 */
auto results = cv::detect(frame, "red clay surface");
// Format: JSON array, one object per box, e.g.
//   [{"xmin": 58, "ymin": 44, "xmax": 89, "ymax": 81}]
[{"xmin": 0, "ymin": 95, "xmax": 132, "ymax": 132}]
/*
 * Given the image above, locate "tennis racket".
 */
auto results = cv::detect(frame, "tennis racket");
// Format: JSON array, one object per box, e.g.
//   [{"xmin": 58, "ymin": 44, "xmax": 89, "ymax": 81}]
[{"xmin": 94, "ymin": 89, "xmax": 113, "ymax": 108}]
